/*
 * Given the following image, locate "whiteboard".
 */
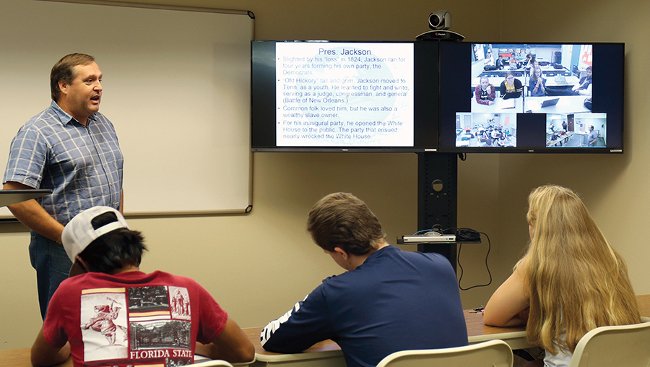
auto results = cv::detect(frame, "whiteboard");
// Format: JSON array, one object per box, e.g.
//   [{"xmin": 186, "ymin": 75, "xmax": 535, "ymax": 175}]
[{"xmin": 0, "ymin": 0, "xmax": 253, "ymax": 216}]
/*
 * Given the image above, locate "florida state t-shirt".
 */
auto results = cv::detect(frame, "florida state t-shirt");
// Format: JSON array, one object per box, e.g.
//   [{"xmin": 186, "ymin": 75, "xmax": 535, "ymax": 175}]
[{"xmin": 43, "ymin": 270, "xmax": 228, "ymax": 367}]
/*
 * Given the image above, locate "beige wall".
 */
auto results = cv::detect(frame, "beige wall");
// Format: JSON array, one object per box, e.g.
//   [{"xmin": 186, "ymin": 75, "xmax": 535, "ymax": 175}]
[
  {"xmin": 496, "ymin": 0, "xmax": 650, "ymax": 296},
  {"xmin": 1, "ymin": 0, "xmax": 648, "ymax": 350}
]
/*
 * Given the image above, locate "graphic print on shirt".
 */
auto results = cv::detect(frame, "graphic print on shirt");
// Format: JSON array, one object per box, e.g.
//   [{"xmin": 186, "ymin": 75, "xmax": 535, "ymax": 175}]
[
  {"xmin": 81, "ymin": 285, "xmax": 193, "ymax": 366},
  {"xmin": 170, "ymin": 286, "xmax": 191, "ymax": 320},
  {"xmin": 81, "ymin": 289, "xmax": 129, "ymax": 362}
]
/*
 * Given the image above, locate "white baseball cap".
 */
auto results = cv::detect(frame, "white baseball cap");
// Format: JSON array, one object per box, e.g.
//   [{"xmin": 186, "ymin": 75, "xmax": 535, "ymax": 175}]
[{"xmin": 62, "ymin": 206, "xmax": 129, "ymax": 264}]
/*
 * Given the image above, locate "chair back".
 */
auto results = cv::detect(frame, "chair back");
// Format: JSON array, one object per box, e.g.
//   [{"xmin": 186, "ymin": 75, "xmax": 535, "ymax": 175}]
[
  {"xmin": 188, "ymin": 360, "xmax": 234, "ymax": 367},
  {"xmin": 568, "ymin": 322, "xmax": 650, "ymax": 367},
  {"xmin": 377, "ymin": 340, "xmax": 513, "ymax": 367}
]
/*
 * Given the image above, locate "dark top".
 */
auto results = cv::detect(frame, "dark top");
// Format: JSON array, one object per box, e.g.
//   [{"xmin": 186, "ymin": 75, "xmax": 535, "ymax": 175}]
[
  {"xmin": 499, "ymin": 78, "xmax": 523, "ymax": 99},
  {"xmin": 528, "ymin": 77, "xmax": 546, "ymax": 96},
  {"xmin": 260, "ymin": 246, "xmax": 468, "ymax": 367},
  {"xmin": 576, "ymin": 75, "xmax": 592, "ymax": 91}
]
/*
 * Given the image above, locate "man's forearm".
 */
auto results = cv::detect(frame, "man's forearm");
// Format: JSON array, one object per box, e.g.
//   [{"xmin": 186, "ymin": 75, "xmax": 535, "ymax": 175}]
[
  {"xmin": 7, "ymin": 200, "xmax": 64, "ymax": 243},
  {"xmin": 31, "ymin": 330, "xmax": 70, "ymax": 367}
]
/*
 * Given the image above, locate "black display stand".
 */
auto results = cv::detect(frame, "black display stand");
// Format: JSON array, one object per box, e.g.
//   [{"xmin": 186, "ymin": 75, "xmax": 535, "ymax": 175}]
[
  {"xmin": 0, "ymin": 189, "xmax": 51, "ymax": 207},
  {"xmin": 416, "ymin": 152, "xmax": 458, "ymax": 269}
]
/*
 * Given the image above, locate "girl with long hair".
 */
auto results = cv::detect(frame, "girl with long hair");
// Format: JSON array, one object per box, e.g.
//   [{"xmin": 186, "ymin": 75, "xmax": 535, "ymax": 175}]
[{"xmin": 484, "ymin": 185, "xmax": 639, "ymax": 366}]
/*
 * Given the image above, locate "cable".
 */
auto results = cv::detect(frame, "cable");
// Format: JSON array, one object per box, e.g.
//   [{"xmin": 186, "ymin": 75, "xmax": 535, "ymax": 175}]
[
  {"xmin": 457, "ymin": 231, "xmax": 492, "ymax": 291},
  {"xmin": 413, "ymin": 223, "xmax": 445, "ymax": 235},
  {"xmin": 410, "ymin": 226, "xmax": 492, "ymax": 290}
]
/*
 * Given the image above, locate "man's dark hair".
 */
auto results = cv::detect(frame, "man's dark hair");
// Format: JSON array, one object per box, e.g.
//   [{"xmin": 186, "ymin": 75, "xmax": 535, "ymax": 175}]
[
  {"xmin": 50, "ymin": 53, "xmax": 95, "ymax": 101},
  {"xmin": 78, "ymin": 212, "xmax": 147, "ymax": 274},
  {"xmin": 307, "ymin": 192, "xmax": 385, "ymax": 255}
]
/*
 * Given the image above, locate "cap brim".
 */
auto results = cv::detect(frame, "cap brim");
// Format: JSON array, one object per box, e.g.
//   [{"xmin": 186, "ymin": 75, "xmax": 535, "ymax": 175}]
[{"xmin": 69, "ymin": 261, "xmax": 86, "ymax": 277}]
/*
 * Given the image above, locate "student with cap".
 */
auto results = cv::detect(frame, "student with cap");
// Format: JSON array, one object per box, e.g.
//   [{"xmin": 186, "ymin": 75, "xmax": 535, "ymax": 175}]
[{"xmin": 30, "ymin": 206, "xmax": 254, "ymax": 367}]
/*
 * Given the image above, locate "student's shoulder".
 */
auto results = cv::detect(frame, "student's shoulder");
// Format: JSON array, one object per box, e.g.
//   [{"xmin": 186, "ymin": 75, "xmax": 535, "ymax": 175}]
[
  {"xmin": 513, "ymin": 256, "xmax": 530, "ymax": 277},
  {"xmin": 135, "ymin": 271, "xmax": 215, "ymax": 299},
  {"xmin": 380, "ymin": 248, "xmax": 453, "ymax": 274},
  {"xmin": 320, "ymin": 272, "xmax": 347, "ymax": 288},
  {"xmin": 53, "ymin": 273, "xmax": 103, "ymax": 298},
  {"xmin": 148, "ymin": 270, "xmax": 203, "ymax": 287},
  {"xmin": 400, "ymin": 247, "xmax": 447, "ymax": 261},
  {"xmin": 55, "ymin": 277, "xmax": 81, "ymax": 294}
]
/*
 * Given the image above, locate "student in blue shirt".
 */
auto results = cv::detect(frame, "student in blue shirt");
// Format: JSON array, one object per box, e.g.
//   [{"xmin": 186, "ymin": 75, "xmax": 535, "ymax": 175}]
[
  {"xmin": 528, "ymin": 66, "xmax": 546, "ymax": 97},
  {"xmin": 260, "ymin": 192, "xmax": 468, "ymax": 367}
]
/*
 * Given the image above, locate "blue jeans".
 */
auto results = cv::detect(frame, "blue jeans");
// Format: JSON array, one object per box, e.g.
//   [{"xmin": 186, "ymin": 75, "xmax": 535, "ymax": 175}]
[{"xmin": 29, "ymin": 232, "xmax": 71, "ymax": 320}]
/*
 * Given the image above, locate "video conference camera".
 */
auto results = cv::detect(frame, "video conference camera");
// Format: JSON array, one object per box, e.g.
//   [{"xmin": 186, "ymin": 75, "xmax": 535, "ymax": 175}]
[
  {"xmin": 417, "ymin": 10, "xmax": 464, "ymax": 42},
  {"xmin": 428, "ymin": 11, "xmax": 451, "ymax": 30}
]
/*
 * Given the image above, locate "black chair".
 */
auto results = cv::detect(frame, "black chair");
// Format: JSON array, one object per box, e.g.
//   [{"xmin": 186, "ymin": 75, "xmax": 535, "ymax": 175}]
[{"xmin": 545, "ymin": 86, "xmax": 574, "ymax": 96}]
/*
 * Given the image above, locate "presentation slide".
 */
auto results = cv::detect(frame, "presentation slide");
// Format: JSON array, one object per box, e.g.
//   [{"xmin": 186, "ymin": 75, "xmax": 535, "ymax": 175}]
[{"xmin": 275, "ymin": 42, "xmax": 414, "ymax": 147}]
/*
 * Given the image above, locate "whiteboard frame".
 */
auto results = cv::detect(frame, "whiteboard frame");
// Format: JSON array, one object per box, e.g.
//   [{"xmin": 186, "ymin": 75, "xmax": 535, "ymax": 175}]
[{"xmin": 1, "ymin": 0, "xmax": 255, "ymax": 217}]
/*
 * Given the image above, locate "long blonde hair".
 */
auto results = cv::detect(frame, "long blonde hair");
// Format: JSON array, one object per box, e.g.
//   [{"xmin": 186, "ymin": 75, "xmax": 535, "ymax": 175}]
[{"xmin": 523, "ymin": 185, "xmax": 639, "ymax": 354}]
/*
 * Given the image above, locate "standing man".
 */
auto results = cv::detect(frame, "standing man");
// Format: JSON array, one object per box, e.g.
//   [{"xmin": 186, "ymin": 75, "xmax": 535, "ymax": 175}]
[
  {"xmin": 260, "ymin": 192, "xmax": 468, "ymax": 367},
  {"xmin": 588, "ymin": 125, "xmax": 599, "ymax": 146},
  {"xmin": 3, "ymin": 53, "xmax": 123, "ymax": 319}
]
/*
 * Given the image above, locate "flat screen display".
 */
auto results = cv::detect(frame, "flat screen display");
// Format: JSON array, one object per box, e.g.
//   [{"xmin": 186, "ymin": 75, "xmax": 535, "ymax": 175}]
[
  {"xmin": 251, "ymin": 41, "xmax": 438, "ymax": 151},
  {"xmin": 438, "ymin": 42, "xmax": 624, "ymax": 153}
]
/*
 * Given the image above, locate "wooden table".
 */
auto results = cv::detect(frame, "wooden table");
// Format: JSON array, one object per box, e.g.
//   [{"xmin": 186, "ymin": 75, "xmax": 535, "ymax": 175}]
[
  {"xmin": 0, "ymin": 348, "xmax": 50, "ymax": 367},
  {"xmin": 249, "ymin": 295, "xmax": 650, "ymax": 367},
  {"xmin": 0, "ymin": 312, "xmax": 522, "ymax": 367},
  {"xmin": 3, "ymin": 297, "xmax": 649, "ymax": 367},
  {"xmin": 248, "ymin": 310, "xmax": 528, "ymax": 366},
  {"xmin": 247, "ymin": 327, "xmax": 343, "ymax": 367}
]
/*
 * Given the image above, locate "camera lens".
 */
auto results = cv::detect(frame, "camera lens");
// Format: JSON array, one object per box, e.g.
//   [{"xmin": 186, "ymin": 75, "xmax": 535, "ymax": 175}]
[{"xmin": 429, "ymin": 14, "xmax": 441, "ymax": 27}]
